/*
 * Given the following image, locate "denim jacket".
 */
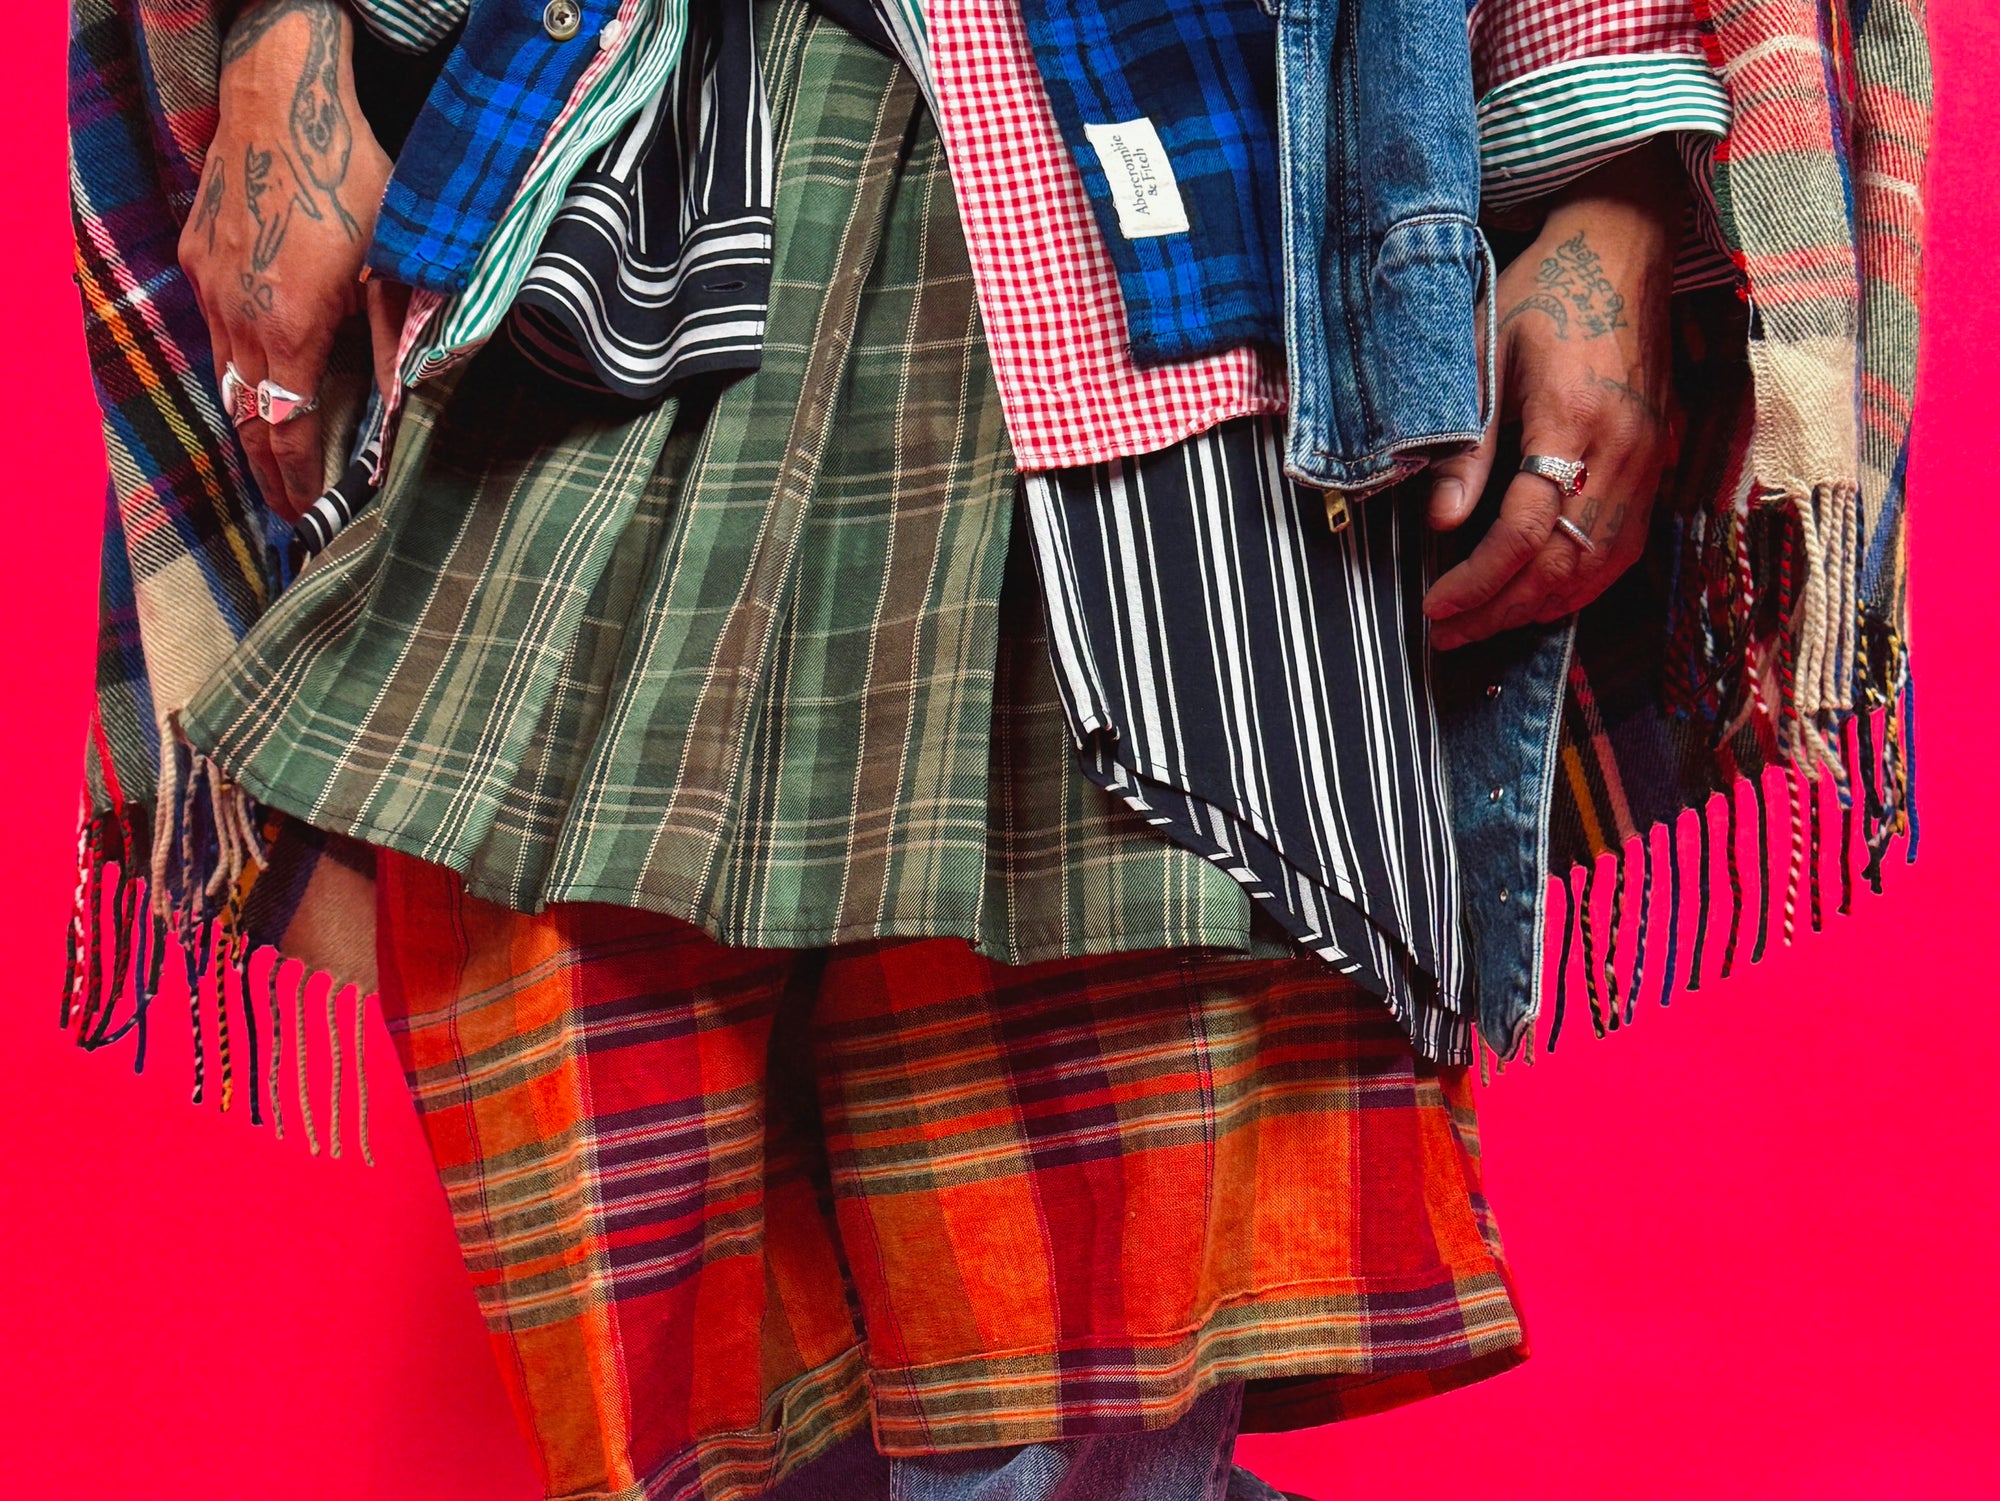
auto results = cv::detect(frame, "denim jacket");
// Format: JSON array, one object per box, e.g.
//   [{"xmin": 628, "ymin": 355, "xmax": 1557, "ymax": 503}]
[{"xmin": 1275, "ymin": 0, "xmax": 1492, "ymax": 495}]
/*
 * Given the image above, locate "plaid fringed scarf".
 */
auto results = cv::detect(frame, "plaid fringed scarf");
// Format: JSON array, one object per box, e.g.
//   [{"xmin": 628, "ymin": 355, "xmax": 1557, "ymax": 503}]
[
  {"xmin": 1530, "ymin": 0, "xmax": 1930, "ymax": 1057},
  {"xmin": 64, "ymin": 0, "xmax": 377, "ymax": 1149},
  {"xmin": 59, "ymin": 0, "xmax": 1932, "ymax": 1123}
]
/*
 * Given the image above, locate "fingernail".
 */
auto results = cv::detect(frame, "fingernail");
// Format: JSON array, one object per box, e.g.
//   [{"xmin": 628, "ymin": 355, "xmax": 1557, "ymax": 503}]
[
  {"xmin": 1424, "ymin": 596, "xmax": 1459, "ymax": 621},
  {"xmin": 1432, "ymin": 478, "xmax": 1465, "ymax": 520}
]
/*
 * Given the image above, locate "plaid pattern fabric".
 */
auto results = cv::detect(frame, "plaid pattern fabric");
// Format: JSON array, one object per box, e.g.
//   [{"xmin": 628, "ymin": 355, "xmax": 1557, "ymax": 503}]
[
  {"xmin": 374, "ymin": 849, "xmax": 1526, "ymax": 1501},
  {"xmin": 1012, "ymin": 0, "xmax": 1283, "ymax": 364},
  {"xmin": 369, "ymin": 0, "xmax": 654, "ymax": 293},
  {"xmin": 928, "ymin": 0, "xmax": 1286, "ymax": 470},
  {"xmin": 181, "ymin": 4, "xmax": 1260, "ymax": 969}
]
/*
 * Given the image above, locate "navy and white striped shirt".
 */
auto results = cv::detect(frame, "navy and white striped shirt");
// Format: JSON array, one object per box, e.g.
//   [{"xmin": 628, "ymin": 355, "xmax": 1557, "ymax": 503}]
[{"xmin": 1023, "ymin": 416, "xmax": 1474, "ymax": 1060}]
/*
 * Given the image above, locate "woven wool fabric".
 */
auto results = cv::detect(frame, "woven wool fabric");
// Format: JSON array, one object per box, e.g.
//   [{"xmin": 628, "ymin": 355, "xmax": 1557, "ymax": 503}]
[
  {"xmin": 374, "ymin": 849, "xmax": 1526, "ymax": 1501},
  {"xmin": 1012, "ymin": 0, "xmax": 1284, "ymax": 364},
  {"xmin": 1527, "ymin": 0, "xmax": 1931, "ymax": 1055},
  {"xmin": 179, "ymin": 6, "xmax": 1261, "ymax": 969}
]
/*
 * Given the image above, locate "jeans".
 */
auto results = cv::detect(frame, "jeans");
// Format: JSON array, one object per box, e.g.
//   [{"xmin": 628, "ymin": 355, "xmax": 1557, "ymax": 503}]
[
  {"xmin": 767, "ymin": 1382, "xmax": 1300, "ymax": 1501},
  {"xmin": 1275, "ymin": 0, "xmax": 1491, "ymax": 493}
]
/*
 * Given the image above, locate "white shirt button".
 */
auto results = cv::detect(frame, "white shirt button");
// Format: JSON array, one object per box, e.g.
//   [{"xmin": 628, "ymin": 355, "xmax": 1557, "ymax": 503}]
[{"xmin": 599, "ymin": 17, "xmax": 624, "ymax": 49}]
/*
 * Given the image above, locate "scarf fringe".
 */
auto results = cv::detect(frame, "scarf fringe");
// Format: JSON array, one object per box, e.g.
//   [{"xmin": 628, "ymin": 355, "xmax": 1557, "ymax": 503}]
[
  {"xmin": 59, "ymin": 797, "xmax": 375, "ymax": 1164},
  {"xmin": 1535, "ymin": 698, "xmax": 1911, "ymax": 1060}
]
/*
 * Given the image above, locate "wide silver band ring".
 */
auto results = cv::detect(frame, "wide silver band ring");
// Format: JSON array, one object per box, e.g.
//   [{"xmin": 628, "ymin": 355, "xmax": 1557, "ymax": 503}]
[
  {"xmin": 1552, "ymin": 515, "xmax": 1598, "ymax": 554},
  {"xmin": 1520, "ymin": 453, "xmax": 1589, "ymax": 500},
  {"xmin": 255, "ymin": 379, "xmax": 321, "ymax": 426},
  {"xmin": 220, "ymin": 361, "xmax": 259, "ymax": 427}
]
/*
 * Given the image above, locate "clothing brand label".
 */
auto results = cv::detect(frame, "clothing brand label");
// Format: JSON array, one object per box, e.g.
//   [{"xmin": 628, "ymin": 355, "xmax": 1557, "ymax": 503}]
[{"xmin": 1082, "ymin": 119, "xmax": 1191, "ymax": 239}]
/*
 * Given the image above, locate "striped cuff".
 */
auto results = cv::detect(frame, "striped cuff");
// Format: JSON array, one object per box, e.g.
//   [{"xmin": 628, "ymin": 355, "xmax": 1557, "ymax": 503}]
[
  {"xmin": 1479, "ymin": 53, "xmax": 1737, "ymax": 291},
  {"xmin": 350, "ymin": 0, "xmax": 470, "ymax": 54}
]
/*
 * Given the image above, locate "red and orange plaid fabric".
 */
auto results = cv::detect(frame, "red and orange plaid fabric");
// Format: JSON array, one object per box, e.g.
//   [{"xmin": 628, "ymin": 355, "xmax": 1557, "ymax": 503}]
[{"xmin": 376, "ymin": 852, "xmax": 1527, "ymax": 1501}]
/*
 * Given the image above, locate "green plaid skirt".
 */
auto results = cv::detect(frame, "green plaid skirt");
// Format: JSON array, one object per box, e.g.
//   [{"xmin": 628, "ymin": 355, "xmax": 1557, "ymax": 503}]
[{"xmin": 182, "ymin": 3, "xmax": 1261, "ymax": 966}]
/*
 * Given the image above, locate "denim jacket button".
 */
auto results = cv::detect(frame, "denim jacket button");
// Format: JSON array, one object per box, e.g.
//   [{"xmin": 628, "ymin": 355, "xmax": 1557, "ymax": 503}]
[
  {"xmin": 1498, "ymin": 887, "xmax": 1510, "ymax": 903},
  {"xmin": 1485, "ymin": 683, "xmax": 1501, "ymax": 698},
  {"xmin": 1488, "ymin": 786, "xmax": 1503, "ymax": 802},
  {"xmin": 543, "ymin": 0, "xmax": 582, "ymax": 41}
]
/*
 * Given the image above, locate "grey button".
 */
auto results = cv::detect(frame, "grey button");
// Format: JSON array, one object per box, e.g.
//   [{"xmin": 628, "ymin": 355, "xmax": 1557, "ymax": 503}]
[
  {"xmin": 1488, "ymin": 787, "xmax": 1503, "ymax": 803},
  {"xmin": 1498, "ymin": 887, "xmax": 1510, "ymax": 904},
  {"xmin": 543, "ymin": 0, "xmax": 582, "ymax": 41}
]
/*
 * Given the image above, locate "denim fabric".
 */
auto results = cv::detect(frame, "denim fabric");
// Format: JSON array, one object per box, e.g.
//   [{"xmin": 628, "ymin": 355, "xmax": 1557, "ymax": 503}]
[
  {"xmin": 1275, "ymin": 0, "xmax": 1491, "ymax": 493},
  {"xmin": 765, "ymin": 1383, "xmax": 1291, "ymax": 1501},
  {"xmin": 1014, "ymin": 0, "xmax": 1284, "ymax": 363},
  {"xmin": 1434, "ymin": 615, "xmax": 1574, "ymax": 1056}
]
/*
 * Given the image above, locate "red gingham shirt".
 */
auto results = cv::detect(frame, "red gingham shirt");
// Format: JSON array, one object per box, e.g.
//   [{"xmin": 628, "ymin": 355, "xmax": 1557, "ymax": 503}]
[
  {"xmin": 1469, "ymin": 0, "xmax": 1705, "ymax": 98},
  {"xmin": 933, "ymin": 0, "xmax": 1704, "ymax": 471},
  {"xmin": 930, "ymin": 0, "xmax": 1286, "ymax": 471}
]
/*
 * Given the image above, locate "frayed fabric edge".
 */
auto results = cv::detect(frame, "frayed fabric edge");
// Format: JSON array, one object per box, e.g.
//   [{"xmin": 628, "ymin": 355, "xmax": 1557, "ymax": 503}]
[
  {"xmin": 1509, "ymin": 694, "xmax": 1912, "ymax": 1067},
  {"xmin": 60, "ymin": 789, "xmax": 378, "ymax": 1165}
]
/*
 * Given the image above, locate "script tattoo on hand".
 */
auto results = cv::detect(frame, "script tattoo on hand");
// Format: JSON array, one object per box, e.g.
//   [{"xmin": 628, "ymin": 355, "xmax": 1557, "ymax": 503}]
[{"xmin": 1500, "ymin": 231, "xmax": 1629, "ymax": 340}]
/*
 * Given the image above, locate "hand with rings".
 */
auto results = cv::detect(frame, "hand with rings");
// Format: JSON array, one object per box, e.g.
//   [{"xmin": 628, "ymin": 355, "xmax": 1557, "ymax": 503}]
[
  {"xmin": 1420, "ymin": 140, "xmax": 1684, "ymax": 651},
  {"xmin": 177, "ymin": 0, "xmax": 394, "ymax": 521}
]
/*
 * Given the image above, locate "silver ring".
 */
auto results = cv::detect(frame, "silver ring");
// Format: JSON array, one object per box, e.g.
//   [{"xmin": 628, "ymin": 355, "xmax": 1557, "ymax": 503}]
[
  {"xmin": 220, "ymin": 362, "xmax": 259, "ymax": 426},
  {"xmin": 1520, "ymin": 453, "xmax": 1589, "ymax": 500},
  {"xmin": 255, "ymin": 379, "xmax": 321, "ymax": 426},
  {"xmin": 1553, "ymin": 515, "xmax": 1598, "ymax": 554}
]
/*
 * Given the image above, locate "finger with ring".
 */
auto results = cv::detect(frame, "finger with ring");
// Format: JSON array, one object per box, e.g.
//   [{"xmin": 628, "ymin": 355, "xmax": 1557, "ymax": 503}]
[
  {"xmin": 1553, "ymin": 514, "xmax": 1598, "ymax": 554},
  {"xmin": 221, "ymin": 361, "xmax": 260, "ymax": 427},
  {"xmin": 255, "ymin": 379, "xmax": 321, "ymax": 426},
  {"xmin": 1519, "ymin": 453, "xmax": 1589, "ymax": 500}
]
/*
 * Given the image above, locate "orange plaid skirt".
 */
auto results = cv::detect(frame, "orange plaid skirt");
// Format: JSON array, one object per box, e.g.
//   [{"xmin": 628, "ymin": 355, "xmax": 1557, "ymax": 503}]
[{"xmin": 375, "ymin": 852, "xmax": 1526, "ymax": 1501}]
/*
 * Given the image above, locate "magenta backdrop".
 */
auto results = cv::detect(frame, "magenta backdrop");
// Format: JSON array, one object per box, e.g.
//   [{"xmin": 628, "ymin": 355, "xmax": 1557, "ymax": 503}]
[{"xmin": 5, "ymin": 8, "xmax": 1996, "ymax": 1498}]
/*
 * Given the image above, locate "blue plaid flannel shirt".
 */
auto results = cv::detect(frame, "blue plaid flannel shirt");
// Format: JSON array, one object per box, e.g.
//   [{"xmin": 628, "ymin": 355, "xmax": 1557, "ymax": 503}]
[
  {"xmin": 1015, "ymin": 0, "xmax": 1284, "ymax": 364},
  {"xmin": 366, "ymin": 0, "xmax": 621, "ymax": 293}
]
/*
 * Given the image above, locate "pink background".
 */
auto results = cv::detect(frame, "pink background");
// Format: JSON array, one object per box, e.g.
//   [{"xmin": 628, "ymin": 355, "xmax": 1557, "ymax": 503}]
[{"xmin": 5, "ymin": 6, "xmax": 1996, "ymax": 1498}]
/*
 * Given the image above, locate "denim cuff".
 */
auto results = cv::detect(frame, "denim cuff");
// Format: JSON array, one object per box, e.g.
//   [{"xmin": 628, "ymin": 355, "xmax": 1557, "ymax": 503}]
[{"xmin": 1285, "ymin": 212, "xmax": 1489, "ymax": 494}]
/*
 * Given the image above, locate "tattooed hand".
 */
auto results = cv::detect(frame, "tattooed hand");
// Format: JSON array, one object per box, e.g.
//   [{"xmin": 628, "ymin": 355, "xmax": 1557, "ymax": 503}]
[
  {"xmin": 1420, "ymin": 141, "xmax": 1683, "ymax": 651},
  {"xmin": 178, "ymin": 0, "xmax": 392, "ymax": 521}
]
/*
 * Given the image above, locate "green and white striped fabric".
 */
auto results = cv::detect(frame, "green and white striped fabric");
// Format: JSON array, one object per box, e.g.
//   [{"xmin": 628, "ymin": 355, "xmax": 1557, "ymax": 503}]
[
  {"xmin": 353, "ymin": 0, "xmax": 468, "ymax": 54},
  {"xmin": 1478, "ymin": 54, "xmax": 1731, "ymax": 211},
  {"xmin": 1479, "ymin": 54, "xmax": 1735, "ymax": 289}
]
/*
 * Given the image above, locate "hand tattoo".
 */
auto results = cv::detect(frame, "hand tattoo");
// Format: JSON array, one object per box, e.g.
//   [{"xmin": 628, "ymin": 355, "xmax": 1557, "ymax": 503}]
[
  {"xmin": 288, "ymin": 2, "xmax": 360, "ymax": 239},
  {"xmin": 1499, "ymin": 231, "xmax": 1629, "ymax": 341},
  {"xmin": 192, "ymin": 160, "xmax": 226, "ymax": 252},
  {"xmin": 222, "ymin": 0, "xmax": 360, "ymax": 240},
  {"xmin": 1592, "ymin": 371, "xmax": 1668, "ymax": 430}
]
